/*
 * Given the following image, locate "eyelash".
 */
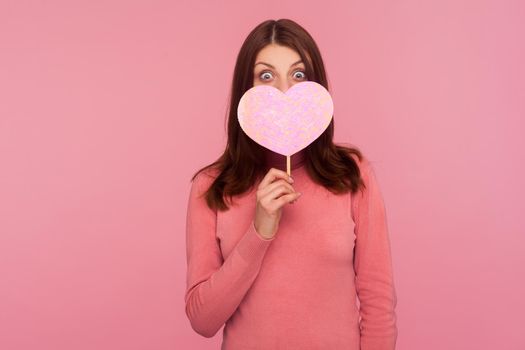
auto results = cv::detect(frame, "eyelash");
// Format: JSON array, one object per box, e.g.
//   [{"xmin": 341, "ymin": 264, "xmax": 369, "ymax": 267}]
[{"xmin": 259, "ymin": 69, "xmax": 307, "ymax": 81}]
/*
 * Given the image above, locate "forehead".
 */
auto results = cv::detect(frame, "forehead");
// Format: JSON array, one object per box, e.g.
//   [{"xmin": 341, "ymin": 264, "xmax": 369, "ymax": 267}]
[{"xmin": 254, "ymin": 44, "xmax": 303, "ymax": 67}]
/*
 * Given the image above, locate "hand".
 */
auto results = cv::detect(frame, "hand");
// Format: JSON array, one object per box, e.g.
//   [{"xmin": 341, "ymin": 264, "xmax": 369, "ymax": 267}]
[{"xmin": 253, "ymin": 168, "xmax": 302, "ymax": 239}]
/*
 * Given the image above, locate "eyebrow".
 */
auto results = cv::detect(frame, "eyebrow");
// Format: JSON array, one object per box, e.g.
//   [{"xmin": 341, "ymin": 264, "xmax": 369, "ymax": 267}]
[{"xmin": 254, "ymin": 59, "xmax": 304, "ymax": 69}]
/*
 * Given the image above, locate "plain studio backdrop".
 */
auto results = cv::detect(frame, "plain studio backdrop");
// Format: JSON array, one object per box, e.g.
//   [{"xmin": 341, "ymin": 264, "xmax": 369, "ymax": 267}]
[{"xmin": 0, "ymin": 1, "xmax": 524, "ymax": 349}]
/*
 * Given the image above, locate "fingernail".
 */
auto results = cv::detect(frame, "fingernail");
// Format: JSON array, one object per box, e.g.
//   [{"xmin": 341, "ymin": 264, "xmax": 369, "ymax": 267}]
[{"xmin": 288, "ymin": 176, "xmax": 294, "ymax": 183}]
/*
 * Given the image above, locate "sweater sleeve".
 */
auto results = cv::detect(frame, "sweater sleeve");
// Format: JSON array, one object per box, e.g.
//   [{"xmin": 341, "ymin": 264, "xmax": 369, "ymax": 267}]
[
  {"xmin": 351, "ymin": 157, "xmax": 398, "ymax": 349},
  {"xmin": 184, "ymin": 169, "xmax": 275, "ymax": 338}
]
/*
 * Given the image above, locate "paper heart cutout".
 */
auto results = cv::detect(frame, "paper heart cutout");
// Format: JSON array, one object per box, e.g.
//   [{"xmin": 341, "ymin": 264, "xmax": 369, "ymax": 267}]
[{"xmin": 237, "ymin": 81, "xmax": 334, "ymax": 156}]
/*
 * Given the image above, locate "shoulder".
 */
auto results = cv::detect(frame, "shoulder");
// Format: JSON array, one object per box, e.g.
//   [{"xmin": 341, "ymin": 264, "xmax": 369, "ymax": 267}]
[
  {"xmin": 190, "ymin": 166, "xmax": 221, "ymax": 195},
  {"xmin": 335, "ymin": 142, "xmax": 372, "ymax": 173},
  {"xmin": 347, "ymin": 151, "xmax": 373, "ymax": 177},
  {"xmin": 346, "ymin": 151, "xmax": 385, "ymax": 200}
]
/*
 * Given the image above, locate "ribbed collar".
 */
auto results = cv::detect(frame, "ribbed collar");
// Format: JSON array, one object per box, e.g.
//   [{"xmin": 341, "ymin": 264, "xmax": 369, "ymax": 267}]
[{"xmin": 263, "ymin": 148, "xmax": 307, "ymax": 171}]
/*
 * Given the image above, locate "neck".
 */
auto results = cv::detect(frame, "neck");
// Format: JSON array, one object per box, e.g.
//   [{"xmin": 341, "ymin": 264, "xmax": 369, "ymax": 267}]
[{"xmin": 263, "ymin": 148, "xmax": 307, "ymax": 171}]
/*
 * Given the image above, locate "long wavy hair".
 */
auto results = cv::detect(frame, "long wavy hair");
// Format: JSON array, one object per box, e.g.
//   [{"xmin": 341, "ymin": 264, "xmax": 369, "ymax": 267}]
[{"xmin": 191, "ymin": 18, "xmax": 365, "ymax": 211}]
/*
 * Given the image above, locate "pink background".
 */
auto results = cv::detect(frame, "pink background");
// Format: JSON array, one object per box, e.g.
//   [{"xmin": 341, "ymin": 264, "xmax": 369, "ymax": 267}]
[{"xmin": 1, "ymin": 1, "xmax": 524, "ymax": 349}]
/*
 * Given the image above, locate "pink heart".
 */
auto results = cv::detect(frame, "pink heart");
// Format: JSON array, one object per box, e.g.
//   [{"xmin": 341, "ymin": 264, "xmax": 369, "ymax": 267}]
[{"xmin": 237, "ymin": 81, "xmax": 334, "ymax": 156}]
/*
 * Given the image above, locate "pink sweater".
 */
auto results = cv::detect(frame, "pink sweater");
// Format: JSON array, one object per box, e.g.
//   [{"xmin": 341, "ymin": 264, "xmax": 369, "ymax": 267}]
[{"xmin": 184, "ymin": 148, "xmax": 398, "ymax": 349}]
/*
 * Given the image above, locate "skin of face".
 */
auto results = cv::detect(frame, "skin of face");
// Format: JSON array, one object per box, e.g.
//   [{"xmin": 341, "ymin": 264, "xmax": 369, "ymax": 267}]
[{"xmin": 253, "ymin": 43, "xmax": 308, "ymax": 92}]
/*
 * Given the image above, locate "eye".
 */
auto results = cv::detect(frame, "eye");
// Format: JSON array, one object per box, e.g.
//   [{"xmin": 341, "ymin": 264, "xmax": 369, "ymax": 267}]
[
  {"xmin": 259, "ymin": 71, "xmax": 273, "ymax": 81},
  {"xmin": 293, "ymin": 70, "xmax": 307, "ymax": 80}
]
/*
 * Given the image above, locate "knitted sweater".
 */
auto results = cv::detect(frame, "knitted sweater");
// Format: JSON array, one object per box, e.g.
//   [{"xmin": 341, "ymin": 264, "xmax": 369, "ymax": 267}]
[{"xmin": 184, "ymin": 148, "xmax": 398, "ymax": 349}]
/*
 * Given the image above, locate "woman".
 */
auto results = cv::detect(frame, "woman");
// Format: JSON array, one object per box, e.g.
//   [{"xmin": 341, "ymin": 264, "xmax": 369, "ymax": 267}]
[{"xmin": 184, "ymin": 18, "xmax": 398, "ymax": 349}]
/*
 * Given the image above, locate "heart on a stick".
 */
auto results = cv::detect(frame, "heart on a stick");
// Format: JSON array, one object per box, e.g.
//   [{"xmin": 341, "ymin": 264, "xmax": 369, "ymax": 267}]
[{"xmin": 237, "ymin": 81, "xmax": 334, "ymax": 157}]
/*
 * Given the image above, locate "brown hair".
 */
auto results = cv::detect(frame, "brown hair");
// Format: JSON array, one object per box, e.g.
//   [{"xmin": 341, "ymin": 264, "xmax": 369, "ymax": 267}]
[{"xmin": 191, "ymin": 18, "xmax": 365, "ymax": 211}]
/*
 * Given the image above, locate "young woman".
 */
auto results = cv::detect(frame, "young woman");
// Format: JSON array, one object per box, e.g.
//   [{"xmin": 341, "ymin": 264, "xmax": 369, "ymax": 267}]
[{"xmin": 184, "ymin": 18, "xmax": 398, "ymax": 349}]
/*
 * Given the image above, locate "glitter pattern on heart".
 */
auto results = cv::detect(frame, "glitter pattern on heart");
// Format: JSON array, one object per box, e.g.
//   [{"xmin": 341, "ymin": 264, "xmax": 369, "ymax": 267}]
[{"xmin": 237, "ymin": 81, "xmax": 334, "ymax": 156}]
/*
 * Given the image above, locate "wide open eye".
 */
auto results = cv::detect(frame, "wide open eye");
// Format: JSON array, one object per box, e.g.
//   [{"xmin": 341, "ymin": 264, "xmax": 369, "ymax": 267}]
[
  {"xmin": 293, "ymin": 70, "xmax": 307, "ymax": 80},
  {"xmin": 259, "ymin": 71, "xmax": 273, "ymax": 81}
]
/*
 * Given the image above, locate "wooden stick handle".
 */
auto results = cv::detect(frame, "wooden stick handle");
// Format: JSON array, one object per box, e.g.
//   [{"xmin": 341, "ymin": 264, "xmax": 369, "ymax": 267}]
[{"xmin": 286, "ymin": 155, "xmax": 291, "ymax": 177}]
